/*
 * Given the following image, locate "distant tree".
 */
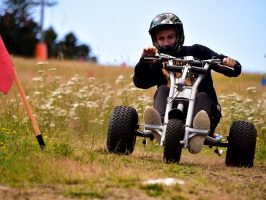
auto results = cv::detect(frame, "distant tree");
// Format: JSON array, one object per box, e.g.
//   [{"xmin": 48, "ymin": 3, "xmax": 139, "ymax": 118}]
[
  {"xmin": 1, "ymin": 0, "xmax": 57, "ymax": 56},
  {"xmin": 76, "ymin": 44, "xmax": 90, "ymax": 60},
  {"xmin": 1, "ymin": 0, "xmax": 42, "ymax": 56},
  {"xmin": 64, "ymin": 32, "xmax": 77, "ymax": 59},
  {"xmin": 0, "ymin": 11, "xmax": 38, "ymax": 56},
  {"xmin": 17, "ymin": 18, "xmax": 39, "ymax": 56},
  {"xmin": 55, "ymin": 40, "xmax": 65, "ymax": 59},
  {"xmin": 44, "ymin": 26, "xmax": 57, "ymax": 57},
  {"xmin": 0, "ymin": 12, "xmax": 16, "ymax": 52},
  {"xmin": 2, "ymin": 0, "xmax": 36, "ymax": 27},
  {"xmin": 0, "ymin": 0, "xmax": 97, "ymax": 62},
  {"xmin": 88, "ymin": 55, "xmax": 98, "ymax": 63},
  {"xmin": 62, "ymin": 32, "xmax": 96, "ymax": 61},
  {"xmin": 2, "ymin": 0, "xmax": 57, "ymax": 27}
]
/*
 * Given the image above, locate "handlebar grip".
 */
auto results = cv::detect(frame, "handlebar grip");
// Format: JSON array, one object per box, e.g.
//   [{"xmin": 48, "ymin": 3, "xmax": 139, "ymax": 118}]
[
  {"xmin": 189, "ymin": 60, "xmax": 203, "ymax": 67},
  {"xmin": 190, "ymin": 66, "xmax": 208, "ymax": 74},
  {"xmin": 164, "ymin": 65, "xmax": 183, "ymax": 72},
  {"xmin": 164, "ymin": 65, "xmax": 208, "ymax": 74}
]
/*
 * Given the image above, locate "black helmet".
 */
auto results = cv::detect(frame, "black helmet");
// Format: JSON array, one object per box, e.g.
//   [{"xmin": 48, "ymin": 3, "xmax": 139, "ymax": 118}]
[{"xmin": 149, "ymin": 13, "xmax": 185, "ymax": 54}]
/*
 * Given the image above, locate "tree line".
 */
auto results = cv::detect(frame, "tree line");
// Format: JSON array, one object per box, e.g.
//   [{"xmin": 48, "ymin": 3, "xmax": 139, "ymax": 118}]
[{"xmin": 0, "ymin": 0, "xmax": 97, "ymax": 62}]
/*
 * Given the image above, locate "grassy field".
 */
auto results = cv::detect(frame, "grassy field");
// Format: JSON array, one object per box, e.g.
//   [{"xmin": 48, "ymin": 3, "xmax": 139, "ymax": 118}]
[{"xmin": 0, "ymin": 57, "xmax": 265, "ymax": 200}]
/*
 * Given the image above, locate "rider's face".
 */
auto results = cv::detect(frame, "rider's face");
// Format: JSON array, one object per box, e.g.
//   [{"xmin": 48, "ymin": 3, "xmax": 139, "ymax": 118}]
[{"xmin": 155, "ymin": 29, "xmax": 178, "ymax": 47}]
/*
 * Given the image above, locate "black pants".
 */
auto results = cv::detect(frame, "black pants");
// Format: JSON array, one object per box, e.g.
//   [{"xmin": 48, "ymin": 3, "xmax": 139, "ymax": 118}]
[{"xmin": 153, "ymin": 85, "xmax": 221, "ymax": 136}]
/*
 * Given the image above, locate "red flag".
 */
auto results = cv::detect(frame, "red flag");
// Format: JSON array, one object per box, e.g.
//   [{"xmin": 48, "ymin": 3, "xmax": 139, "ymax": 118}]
[{"xmin": 0, "ymin": 36, "xmax": 14, "ymax": 94}]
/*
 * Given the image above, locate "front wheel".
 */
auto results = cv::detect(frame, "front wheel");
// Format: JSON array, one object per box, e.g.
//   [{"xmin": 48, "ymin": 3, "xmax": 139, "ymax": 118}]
[
  {"xmin": 163, "ymin": 119, "xmax": 184, "ymax": 163},
  {"xmin": 107, "ymin": 106, "xmax": 138, "ymax": 155},
  {"xmin": 225, "ymin": 120, "xmax": 257, "ymax": 167}
]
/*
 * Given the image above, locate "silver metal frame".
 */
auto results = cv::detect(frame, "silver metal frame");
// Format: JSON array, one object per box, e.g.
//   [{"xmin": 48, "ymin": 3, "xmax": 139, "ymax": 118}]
[{"xmin": 143, "ymin": 56, "xmax": 214, "ymax": 148}]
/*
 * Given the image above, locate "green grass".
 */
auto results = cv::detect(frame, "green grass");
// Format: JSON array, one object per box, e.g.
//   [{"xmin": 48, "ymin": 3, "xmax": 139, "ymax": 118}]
[{"xmin": 0, "ymin": 57, "xmax": 266, "ymax": 199}]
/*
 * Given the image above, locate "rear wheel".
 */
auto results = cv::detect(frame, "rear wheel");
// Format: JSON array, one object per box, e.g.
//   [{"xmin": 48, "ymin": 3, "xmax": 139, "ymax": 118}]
[
  {"xmin": 225, "ymin": 120, "xmax": 257, "ymax": 167},
  {"xmin": 107, "ymin": 106, "xmax": 138, "ymax": 154},
  {"xmin": 163, "ymin": 119, "xmax": 184, "ymax": 163}
]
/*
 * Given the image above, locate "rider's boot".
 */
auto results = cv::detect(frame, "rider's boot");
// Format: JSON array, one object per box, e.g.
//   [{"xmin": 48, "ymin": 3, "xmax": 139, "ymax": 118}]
[
  {"xmin": 144, "ymin": 106, "xmax": 161, "ymax": 143},
  {"xmin": 188, "ymin": 110, "xmax": 210, "ymax": 154}
]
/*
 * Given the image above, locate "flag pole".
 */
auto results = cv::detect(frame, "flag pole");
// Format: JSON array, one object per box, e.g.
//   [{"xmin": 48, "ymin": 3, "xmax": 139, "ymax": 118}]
[{"xmin": 13, "ymin": 68, "xmax": 45, "ymax": 149}]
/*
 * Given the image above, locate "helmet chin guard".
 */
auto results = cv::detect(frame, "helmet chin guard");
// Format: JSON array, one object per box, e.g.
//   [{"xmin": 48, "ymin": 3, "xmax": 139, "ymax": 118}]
[{"xmin": 160, "ymin": 45, "xmax": 176, "ymax": 55}]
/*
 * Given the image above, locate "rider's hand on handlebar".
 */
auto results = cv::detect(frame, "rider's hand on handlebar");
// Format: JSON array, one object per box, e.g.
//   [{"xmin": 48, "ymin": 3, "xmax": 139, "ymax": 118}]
[
  {"xmin": 141, "ymin": 47, "xmax": 157, "ymax": 58},
  {"xmin": 222, "ymin": 57, "xmax": 237, "ymax": 69}
]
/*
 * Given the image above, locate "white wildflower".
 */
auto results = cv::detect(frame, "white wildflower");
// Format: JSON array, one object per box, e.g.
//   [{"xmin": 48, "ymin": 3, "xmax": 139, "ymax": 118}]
[
  {"xmin": 32, "ymin": 77, "xmax": 43, "ymax": 82},
  {"xmin": 72, "ymin": 103, "xmax": 79, "ymax": 109},
  {"xmin": 247, "ymin": 117, "xmax": 254, "ymax": 121},
  {"xmin": 55, "ymin": 76, "xmax": 61, "ymax": 81},
  {"xmin": 246, "ymin": 87, "xmax": 257, "ymax": 93},
  {"xmin": 55, "ymin": 108, "xmax": 68, "ymax": 117},
  {"xmin": 38, "ymin": 70, "xmax": 45, "ymax": 74},
  {"xmin": 115, "ymin": 75, "xmax": 124, "ymax": 85},
  {"xmin": 48, "ymin": 68, "xmax": 56, "ymax": 72},
  {"xmin": 33, "ymin": 91, "xmax": 41, "ymax": 96},
  {"xmin": 86, "ymin": 101, "xmax": 99, "ymax": 108}
]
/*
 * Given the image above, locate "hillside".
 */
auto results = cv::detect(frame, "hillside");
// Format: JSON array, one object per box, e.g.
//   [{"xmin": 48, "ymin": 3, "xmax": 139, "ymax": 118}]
[{"xmin": 0, "ymin": 57, "xmax": 265, "ymax": 200}]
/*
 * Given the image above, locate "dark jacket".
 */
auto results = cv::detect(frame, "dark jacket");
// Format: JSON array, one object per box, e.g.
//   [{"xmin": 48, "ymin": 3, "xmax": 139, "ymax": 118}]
[{"xmin": 133, "ymin": 44, "xmax": 242, "ymax": 105}]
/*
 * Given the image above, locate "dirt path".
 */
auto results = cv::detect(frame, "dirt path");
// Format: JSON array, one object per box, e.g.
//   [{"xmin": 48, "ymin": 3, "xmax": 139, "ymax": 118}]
[{"xmin": 0, "ymin": 151, "xmax": 265, "ymax": 200}]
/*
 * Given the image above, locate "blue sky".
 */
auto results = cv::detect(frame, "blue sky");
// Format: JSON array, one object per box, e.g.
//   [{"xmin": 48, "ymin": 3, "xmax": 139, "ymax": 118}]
[{"xmin": 3, "ymin": 0, "xmax": 266, "ymax": 73}]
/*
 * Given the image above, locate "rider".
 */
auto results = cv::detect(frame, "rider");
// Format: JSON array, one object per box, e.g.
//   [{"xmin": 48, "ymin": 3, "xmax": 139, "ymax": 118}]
[{"xmin": 133, "ymin": 12, "xmax": 241, "ymax": 154}]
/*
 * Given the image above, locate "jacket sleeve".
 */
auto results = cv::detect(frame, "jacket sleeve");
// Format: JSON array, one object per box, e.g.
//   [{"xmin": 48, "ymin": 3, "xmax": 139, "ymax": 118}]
[
  {"xmin": 192, "ymin": 44, "xmax": 241, "ymax": 77},
  {"xmin": 212, "ymin": 54, "xmax": 242, "ymax": 77},
  {"xmin": 133, "ymin": 59, "xmax": 167, "ymax": 89}
]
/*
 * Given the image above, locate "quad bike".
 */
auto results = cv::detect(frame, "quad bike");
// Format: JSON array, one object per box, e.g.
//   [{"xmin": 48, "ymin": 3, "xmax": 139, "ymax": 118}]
[{"xmin": 107, "ymin": 54, "xmax": 257, "ymax": 167}]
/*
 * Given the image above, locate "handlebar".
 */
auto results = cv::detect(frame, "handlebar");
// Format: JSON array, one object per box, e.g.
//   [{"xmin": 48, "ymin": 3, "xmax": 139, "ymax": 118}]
[{"xmin": 143, "ymin": 54, "xmax": 233, "ymax": 73}]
